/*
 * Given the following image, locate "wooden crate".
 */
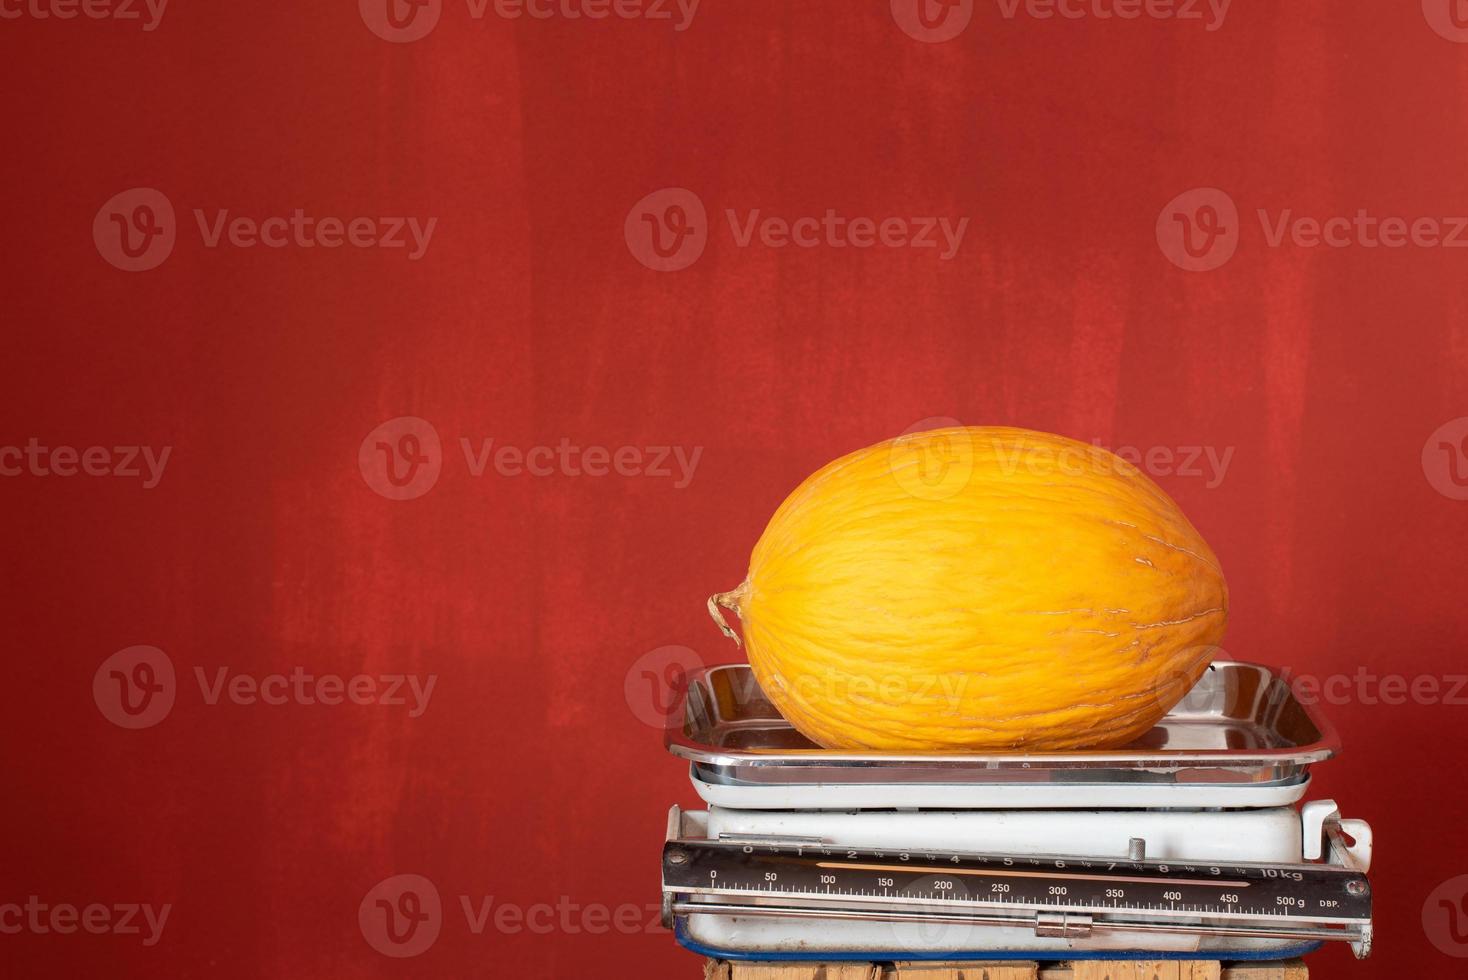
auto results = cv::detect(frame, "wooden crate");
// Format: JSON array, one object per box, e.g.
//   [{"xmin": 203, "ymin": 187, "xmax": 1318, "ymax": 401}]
[{"xmin": 704, "ymin": 960, "xmax": 1307, "ymax": 980}]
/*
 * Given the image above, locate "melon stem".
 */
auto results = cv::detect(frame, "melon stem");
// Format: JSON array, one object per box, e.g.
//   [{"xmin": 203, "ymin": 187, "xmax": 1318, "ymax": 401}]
[{"xmin": 707, "ymin": 580, "xmax": 752, "ymax": 647}]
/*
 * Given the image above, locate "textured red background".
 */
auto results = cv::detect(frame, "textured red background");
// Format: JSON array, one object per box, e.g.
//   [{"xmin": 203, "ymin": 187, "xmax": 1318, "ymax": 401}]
[{"xmin": 4, "ymin": 2, "xmax": 1468, "ymax": 976}]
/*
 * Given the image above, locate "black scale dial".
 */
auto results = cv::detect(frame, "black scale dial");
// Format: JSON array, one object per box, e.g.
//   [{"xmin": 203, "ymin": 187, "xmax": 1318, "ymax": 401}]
[{"xmin": 663, "ymin": 840, "xmax": 1371, "ymax": 925}]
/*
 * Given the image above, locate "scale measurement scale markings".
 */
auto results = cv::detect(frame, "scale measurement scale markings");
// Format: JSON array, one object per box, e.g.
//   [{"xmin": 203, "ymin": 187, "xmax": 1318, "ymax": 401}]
[{"xmin": 662, "ymin": 839, "xmax": 1371, "ymax": 934}]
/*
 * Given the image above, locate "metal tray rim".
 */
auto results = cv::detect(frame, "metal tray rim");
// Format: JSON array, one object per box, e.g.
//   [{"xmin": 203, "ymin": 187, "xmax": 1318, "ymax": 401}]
[{"xmin": 665, "ymin": 659, "xmax": 1340, "ymax": 772}]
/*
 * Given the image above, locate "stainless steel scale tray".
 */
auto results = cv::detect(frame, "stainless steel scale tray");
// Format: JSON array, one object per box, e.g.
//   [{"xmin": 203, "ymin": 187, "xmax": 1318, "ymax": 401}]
[{"xmin": 666, "ymin": 661, "xmax": 1336, "ymax": 806}]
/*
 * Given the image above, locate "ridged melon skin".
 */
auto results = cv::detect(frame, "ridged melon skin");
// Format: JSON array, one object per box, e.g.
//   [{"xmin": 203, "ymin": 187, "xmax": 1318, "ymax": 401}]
[{"xmin": 723, "ymin": 426, "xmax": 1228, "ymax": 751}]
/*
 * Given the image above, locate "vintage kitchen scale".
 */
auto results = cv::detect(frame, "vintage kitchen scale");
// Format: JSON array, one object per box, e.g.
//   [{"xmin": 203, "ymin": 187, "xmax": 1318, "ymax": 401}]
[{"xmin": 659, "ymin": 660, "xmax": 1374, "ymax": 965}]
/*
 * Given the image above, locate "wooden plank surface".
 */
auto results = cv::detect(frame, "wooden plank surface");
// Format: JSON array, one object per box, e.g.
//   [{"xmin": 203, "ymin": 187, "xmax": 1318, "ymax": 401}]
[
  {"xmin": 717, "ymin": 963, "xmax": 881, "ymax": 980},
  {"xmin": 890, "ymin": 963, "xmax": 1039, "ymax": 979},
  {"xmin": 1067, "ymin": 962, "xmax": 1224, "ymax": 980},
  {"xmin": 1064, "ymin": 963, "xmax": 1303, "ymax": 980}
]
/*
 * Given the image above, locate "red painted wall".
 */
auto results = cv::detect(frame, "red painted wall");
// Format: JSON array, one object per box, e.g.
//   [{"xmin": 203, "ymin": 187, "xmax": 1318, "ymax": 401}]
[{"xmin": 4, "ymin": 2, "xmax": 1467, "ymax": 976}]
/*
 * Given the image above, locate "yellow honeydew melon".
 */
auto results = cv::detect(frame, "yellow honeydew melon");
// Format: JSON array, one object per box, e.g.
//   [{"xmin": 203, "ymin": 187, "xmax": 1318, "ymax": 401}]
[{"xmin": 707, "ymin": 426, "xmax": 1228, "ymax": 751}]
